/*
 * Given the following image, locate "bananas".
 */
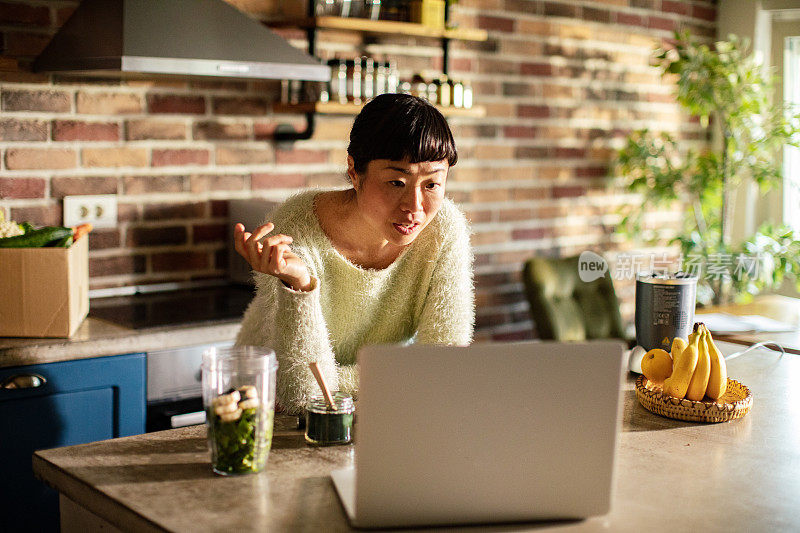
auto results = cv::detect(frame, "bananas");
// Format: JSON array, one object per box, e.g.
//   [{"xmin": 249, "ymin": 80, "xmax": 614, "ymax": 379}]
[
  {"xmin": 662, "ymin": 324, "xmax": 700, "ymax": 400},
  {"xmin": 656, "ymin": 323, "xmax": 728, "ymax": 402},
  {"xmin": 685, "ymin": 326, "xmax": 711, "ymax": 401},
  {"xmin": 703, "ymin": 324, "xmax": 728, "ymax": 400},
  {"xmin": 670, "ymin": 336, "xmax": 687, "ymax": 361}
]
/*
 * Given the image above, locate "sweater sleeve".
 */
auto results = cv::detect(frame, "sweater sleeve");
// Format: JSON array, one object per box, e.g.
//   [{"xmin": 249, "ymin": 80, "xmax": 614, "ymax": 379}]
[
  {"xmin": 414, "ymin": 207, "xmax": 475, "ymax": 345},
  {"xmin": 236, "ymin": 272, "xmax": 344, "ymax": 415}
]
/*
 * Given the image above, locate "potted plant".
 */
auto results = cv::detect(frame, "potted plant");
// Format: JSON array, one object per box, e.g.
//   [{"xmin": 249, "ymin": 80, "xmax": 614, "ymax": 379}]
[{"xmin": 616, "ymin": 31, "xmax": 800, "ymax": 305}]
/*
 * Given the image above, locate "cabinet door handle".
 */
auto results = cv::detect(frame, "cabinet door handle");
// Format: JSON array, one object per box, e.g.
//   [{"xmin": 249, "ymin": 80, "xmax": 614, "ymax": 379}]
[{"xmin": 1, "ymin": 374, "xmax": 47, "ymax": 389}]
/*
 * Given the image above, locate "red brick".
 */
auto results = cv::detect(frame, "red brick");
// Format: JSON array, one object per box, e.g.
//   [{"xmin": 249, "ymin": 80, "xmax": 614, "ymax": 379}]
[
  {"xmin": 189, "ymin": 174, "xmax": 247, "ymax": 192},
  {"xmin": 477, "ymin": 15, "xmax": 514, "ymax": 32},
  {"xmin": 254, "ymin": 120, "xmax": 304, "ymax": 140},
  {"xmin": 123, "ymin": 175, "xmax": 186, "ymax": 194},
  {"xmin": 117, "ymin": 203, "xmax": 139, "ymax": 222},
  {"xmin": 251, "ymin": 173, "xmax": 305, "ymax": 189},
  {"xmin": 127, "ymin": 226, "xmax": 188, "ymax": 247},
  {"xmin": 3, "ymin": 30, "xmax": 51, "ymax": 56},
  {"xmin": 126, "ymin": 119, "xmax": 187, "ymax": 140},
  {"xmin": 5, "ymin": 148, "xmax": 76, "ymax": 170},
  {"xmin": 554, "ymin": 147, "xmax": 585, "ymax": 158},
  {"xmin": 543, "ymin": 2, "xmax": 577, "ymax": 18},
  {"xmin": 692, "ymin": 4, "xmax": 716, "ymax": 22},
  {"xmin": 142, "ymin": 202, "xmax": 206, "ymax": 219},
  {"xmin": 503, "ymin": 126, "xmax": 537, "ymax": 138},
  {"xmin": 515, "ymin": 147, "xmax": 547, "ymax": 159},
  {"xmin": 147, "ymin": 94, "xmax": 206, "ymax": 114},
  {"xmin": 520, "ymin": 62, "xmax": 553, "ymax": 76},
  {"xmin": 51, "ymin": 176, "xmax": 118, "ymax": 198},
  {"xmin": 83, "ymin": 147, "xmax": 148, "ymax": 168},
  {"xmin": 511, "ymin": 228, "xmax": 547, "ymax": 241},
  {"xmin": 583, "ymin": 7, "xmax": 611, "ymax": 23},
  {"xmin": 77, "ymin": 92, "xmax": 142, "ymax": 114},
  {"xmin": 552, "ymin": 185, "xmax": 586, "ymax": 198},
  {"xmin": 274, "ymin": 148, "xmax": 327, "ymax": 165},
  {"xmin": 518, "ymin": 105, "xmax": 550, "ymax": 118},
  {"xmin": 211, "ymin": 200, "xmax": 228, "ymax": 218},
  {"xmin": 87, "ymin": 229, "xmax": 121, "ymax": 250},
  {"xmin": 575, "ymin": 166, "xmax": 607, "ymax": 178},
  {"xmin": 215, "ymin": 147, "xmax": 272, "ymax": 166},
  {"xmin": 10, "ymin": 204, "xmax": 61, "ymax": 226},
  {"xmin": 152, "ymin": 149, "xmax": 210, "ymax": 167},
  {"xmin": 193, "ymin": 223, "xmax": 226, "ymax": 243},
  {"xmin": 52, "ymin": 120, "xmax": 120, "ymax": 141},
  {"xmin": 89, "ymin": 255, "xmax": 147, "ymax": 277},
  {"xmin": 449, "ymin": 57, "xmax": 474, "ymax": 72},
  {"xmin": 0, "ymin": 2, "xmax": 51, "ymax": 25},
  {"xmin": 661, "ymin": 0, "xmax": 688, "ymax": 15},
  {"xmin": 0, "ymin": 177, "xmax": 45, "ymax": 199},
  {"xmin": 212, "ymin": 96, "xmax": 268, "ymax": 115},
  {"xmin": 0, "ymin": 118, "xmax": 47, "ymax": 141},
  {"xmin": 214, "ymin": 249, "xmax": 227, "ymax": 270},
  {"xmin": 648, "ymin": 16, "xmax": 675, "ymax": 32},
  {"xmin": 2, "ymin": 89, "xmax": 70, "ymax": 112},
  {"xmin": 616, "ymin": 12, "xmax": 644, "ymax": 27},
  {"xmin": 193, "ymin": 121, "xmax": 249, "ymax": 140},
  {"xmin": 152, "ymin": 251, "xmax": 210, "ymax": 272}
]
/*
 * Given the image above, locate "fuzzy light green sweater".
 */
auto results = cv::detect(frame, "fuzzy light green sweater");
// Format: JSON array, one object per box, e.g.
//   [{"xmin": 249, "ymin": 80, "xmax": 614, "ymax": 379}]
[{"xmin": 235, "ymin": 190, "xmax": 474, "ymax": 414}]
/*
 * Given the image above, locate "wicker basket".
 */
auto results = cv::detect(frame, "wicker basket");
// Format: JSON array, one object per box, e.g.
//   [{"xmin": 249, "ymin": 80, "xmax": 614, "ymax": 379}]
[{"xmin": 635, "ymin": 376, "xmax": 753, "ymax": 423}]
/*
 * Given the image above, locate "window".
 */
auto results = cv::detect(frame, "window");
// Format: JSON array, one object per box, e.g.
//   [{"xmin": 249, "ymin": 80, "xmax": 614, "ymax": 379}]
[{"xmin": 783, "ymin": 36, "xmax": 800, "ymax": 233}]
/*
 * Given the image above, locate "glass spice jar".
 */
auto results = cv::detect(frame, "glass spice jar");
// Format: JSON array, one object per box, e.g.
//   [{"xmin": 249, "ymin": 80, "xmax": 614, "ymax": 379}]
[{"xmin": 305, "ymin": 392, "xmax": 355, "ymax": 446}]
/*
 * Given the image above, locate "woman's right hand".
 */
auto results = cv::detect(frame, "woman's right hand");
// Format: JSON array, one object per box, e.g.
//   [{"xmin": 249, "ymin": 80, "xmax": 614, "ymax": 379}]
[{"xmin": 233, "ymin": 223, "xmax": 313, "ymax": 291}]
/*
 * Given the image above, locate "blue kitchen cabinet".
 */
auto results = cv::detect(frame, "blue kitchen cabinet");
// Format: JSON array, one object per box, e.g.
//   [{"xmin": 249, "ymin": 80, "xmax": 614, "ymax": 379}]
[{"xmin": 0, "ymin": 353, "xmax": 145, "ymax": 532}]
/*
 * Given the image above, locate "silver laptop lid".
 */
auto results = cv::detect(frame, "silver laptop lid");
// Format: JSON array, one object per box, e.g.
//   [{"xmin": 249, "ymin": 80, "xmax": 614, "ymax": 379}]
[{"xmin": 354, "ymin": 340, "xmax": 626, "ymax": 528}]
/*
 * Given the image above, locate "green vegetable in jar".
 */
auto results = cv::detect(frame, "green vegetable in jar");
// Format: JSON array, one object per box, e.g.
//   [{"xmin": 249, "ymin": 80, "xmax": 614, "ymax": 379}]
[{"xmin": 207, "ymin": 390, "xmax": 273, "ymax": 475}]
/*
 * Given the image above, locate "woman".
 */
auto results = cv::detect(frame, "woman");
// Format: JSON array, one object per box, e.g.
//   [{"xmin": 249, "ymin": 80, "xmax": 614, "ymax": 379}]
[{"xmin": 234, "ymin": 93, "xmax": 474, "ymax": 414}]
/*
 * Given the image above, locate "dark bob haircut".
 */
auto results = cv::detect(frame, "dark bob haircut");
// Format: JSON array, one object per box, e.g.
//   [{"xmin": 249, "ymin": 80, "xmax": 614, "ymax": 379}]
[{"xmin": 347, "ymin": 93, "xmax": 458, "ymax": 174}]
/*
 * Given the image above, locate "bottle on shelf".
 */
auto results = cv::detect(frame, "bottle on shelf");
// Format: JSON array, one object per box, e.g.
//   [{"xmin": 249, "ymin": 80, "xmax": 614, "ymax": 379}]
[
  {"xmin": 387, "ymin": 60, "xmax": 399, "ymax": 93},
  {"xmin": 462, "ymin": 80, "xmax": 473, "ymax": 109},
  {"xmin": 451, "ymin": 79, "xmax": 463, "ymax": 108},
  {"xmin": 362, "ymin": 57, "xmax": 375, "ymax": 101},
  {"xmin": 350, "ymin": 59, "xmax": 362, "ymax": 104},
  {"xmin": 375, "ymin": 59, "xmax": 387, "ymax": 95},
  {"xmin": 330, "ymin": 59, "xmax": 348, "ymax": 105},
  {"xmin": 436, "ymin": 75, "xmax": 451, "ymax": 107}
]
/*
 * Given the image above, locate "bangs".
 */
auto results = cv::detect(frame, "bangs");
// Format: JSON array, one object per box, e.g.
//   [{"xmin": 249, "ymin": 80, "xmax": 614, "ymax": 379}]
[{"xmin": 348, "ymin": 94, "xmax": 458, "ymax": 173}]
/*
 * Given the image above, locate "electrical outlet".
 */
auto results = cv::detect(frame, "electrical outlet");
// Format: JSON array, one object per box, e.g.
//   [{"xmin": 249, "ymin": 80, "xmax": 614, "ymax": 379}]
[{"xmin": 63, "ymin": 195, "xmax": 117, "ymax": 228}]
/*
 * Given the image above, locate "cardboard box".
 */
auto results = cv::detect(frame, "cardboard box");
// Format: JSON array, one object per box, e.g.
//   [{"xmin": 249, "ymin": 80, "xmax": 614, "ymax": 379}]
[{"xmin": 0, "ymin": 236, "xmax": 89, "ymax": 337}]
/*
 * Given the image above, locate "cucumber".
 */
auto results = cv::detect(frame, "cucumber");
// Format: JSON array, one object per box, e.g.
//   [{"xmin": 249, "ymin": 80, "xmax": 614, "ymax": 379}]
[
  {"xmin": 0, "ymin": 226, "xmax": 73, "ymax": 248},
  {"xmin": 47, "ymin": 234, "xmax": 74, "ymax": 248}
]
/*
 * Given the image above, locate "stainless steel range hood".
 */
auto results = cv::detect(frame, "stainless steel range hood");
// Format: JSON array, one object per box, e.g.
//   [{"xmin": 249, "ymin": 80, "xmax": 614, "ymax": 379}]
[{"xmin": 33, "ymin": 0, "xmax": 330, "ymax": 82}]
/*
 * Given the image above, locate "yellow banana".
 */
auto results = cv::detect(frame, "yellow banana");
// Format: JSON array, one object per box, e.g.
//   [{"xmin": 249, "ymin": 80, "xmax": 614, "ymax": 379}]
[
  {"xmin": 670, "ymin": 336, "xmax": 687, "ymax": 360},
  {"xmin": 662, "ymin": 324, "xmax": 700, "ymax": 400},
  {"xmin": 703, "ymin": 325, "xmax": 728, "ymax": 401},
  {"xmin": 685, "ymin": 324, "xmax": 711, "ymax": 401}
]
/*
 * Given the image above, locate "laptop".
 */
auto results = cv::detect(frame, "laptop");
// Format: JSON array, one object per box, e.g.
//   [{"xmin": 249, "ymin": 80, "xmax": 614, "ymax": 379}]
[{"xmin": 330, "ymin": 340, "xmax": 626, "ymax": 529}]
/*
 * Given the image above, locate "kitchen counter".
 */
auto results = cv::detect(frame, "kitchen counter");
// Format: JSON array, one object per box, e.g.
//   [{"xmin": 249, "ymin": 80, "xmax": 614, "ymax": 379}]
[
  {"xmin": 32, "ymin": 342, "xmax": 800, "ymax": 532},
  {"xmin": 0, "ymin": 285, "xmax": 254, "ymax": 368},
  {"xmin": 0, "ymin": 317, "xmax": 241, "ymax": 368}
]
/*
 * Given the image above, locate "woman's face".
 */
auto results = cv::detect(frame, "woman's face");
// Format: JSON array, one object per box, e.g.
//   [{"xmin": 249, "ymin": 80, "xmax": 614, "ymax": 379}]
[{"xmin": 349, "ymin": 157, "xmax": 449, "ymax": 247}]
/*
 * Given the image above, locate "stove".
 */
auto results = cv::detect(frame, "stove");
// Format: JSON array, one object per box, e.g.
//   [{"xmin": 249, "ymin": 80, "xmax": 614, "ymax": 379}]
[{"xmin": 89, "ymin": 284, "xmax": 255, "ymax": 329}]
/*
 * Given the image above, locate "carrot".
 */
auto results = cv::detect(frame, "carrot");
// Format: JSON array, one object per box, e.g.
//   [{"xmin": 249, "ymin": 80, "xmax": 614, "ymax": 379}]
[{"xmin": 72, "ymin": 222, "xmax": 93, "ymax": 242}]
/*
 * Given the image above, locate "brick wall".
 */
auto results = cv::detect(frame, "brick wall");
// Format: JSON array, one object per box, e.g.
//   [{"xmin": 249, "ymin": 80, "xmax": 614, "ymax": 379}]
[{"xmin": 0, "ymin": 0, "xmax": 716, "ymax": 340}]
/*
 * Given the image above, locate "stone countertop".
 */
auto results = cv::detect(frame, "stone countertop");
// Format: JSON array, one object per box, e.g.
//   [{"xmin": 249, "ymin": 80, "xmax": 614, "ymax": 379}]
[
  {"xmin": 0, "ymin": 317, "xmax": 241, "ymax": 369},
  {"xmin": 32, "ymin": 342, "xmax": 800, "ymax": 532}
]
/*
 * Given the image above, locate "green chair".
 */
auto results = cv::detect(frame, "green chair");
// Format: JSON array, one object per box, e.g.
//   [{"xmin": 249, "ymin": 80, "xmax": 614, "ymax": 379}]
[{"xmin": 522, "ymin": 255, "xmax": 626, "ymax": 342}]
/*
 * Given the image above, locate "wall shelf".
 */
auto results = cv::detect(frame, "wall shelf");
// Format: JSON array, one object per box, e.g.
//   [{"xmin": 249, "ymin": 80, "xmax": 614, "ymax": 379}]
[
  {"xmin": 274, "ymin": 101, "xmax": 486, "ymax": 117},
  {"xmin": 270, "ymin": 17, "xmax": 488, "ymax": 42}
]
